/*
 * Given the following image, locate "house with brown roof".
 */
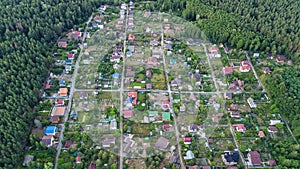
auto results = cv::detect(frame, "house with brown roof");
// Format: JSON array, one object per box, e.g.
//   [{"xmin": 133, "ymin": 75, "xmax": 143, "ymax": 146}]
[
  {"xmin": 276, "ymin": 55, "xmax": 286, "ymax": 63},
  {"xmin": 57, "ymin": 39, "xmax": 68, "ymax": 48},
  {"xmin": 267, "ymin": 126, "xmax": 278, "ymax": 133},
  {"xmin": 229, "ymin": 104, "xmax": 239, "ymax": 111},
  {"xmin": 59, "ymin": 88, "xmax": 68, "ymax": 97},
  {"xmin": 51, "ymin": 106, "xmax": 66, "ymax": 116},
  {"xmin": 147, "ymin": 57, "xmax": 158, "ymax": 67},
  {"xmin": 248, "ymin": 151, "xmax": 261, "ymax": 166},
  {"xmin": 50, "ymin": 116, "xmax": 60, "ymax": 124}
]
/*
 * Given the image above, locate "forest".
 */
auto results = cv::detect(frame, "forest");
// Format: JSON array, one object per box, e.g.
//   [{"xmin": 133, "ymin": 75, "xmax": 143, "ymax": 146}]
[{"xmin": 0, "ymin": 0, "xmax": 109, "ymax": 167}]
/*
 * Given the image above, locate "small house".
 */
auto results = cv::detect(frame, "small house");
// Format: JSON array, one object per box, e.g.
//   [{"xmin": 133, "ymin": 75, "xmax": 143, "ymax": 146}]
[
  {"xmin": 59, "ymin": 88, "xmax": 68, "ymax": 97},
  {"xmin": 183, "ymin": 137, "xmax": 191, "ymax": 144},
  {"xmin": 123, "ymin": 110, "xmax": 134, "ymax": 118},
  {"xmin": 248, "ymin": 151, "xmax": 261, "ymax": 166},
  {"xmin": 23, "ymin": 155, "xmax": 34, "ymax": 167},
  {"xmin": 57, "ymin": 39, "xmax": 68, "ymax": 48},
  {"xmin": 162, "ymin": 112, "xmax": 171, "ymax": 122},
  {"xmin": 68, "ymin": 53, "xmax": 75, "ymax": 60},
  {"xmin": 44, "ymin": 126, "xmax": 58, "ymax": 136},
  {"xmin": 276, "ymin": 55, "xmax": 286, "ymax": 63},
  {"xmin": 223, "ymin": 66, "xmax": 233, "ymax": 75},
  {"xmin": 222, "ymin": 150, "xmax": 239, "ymax": 165},
  {"xmin": 267, "ymin": 126, "xmax": 278, "ymax": 133},
  {"xmin": 154, "ymin": 137, "xmax": 169, "ymax": 150},
  {"xmin": 239, "ymin": 61, "xmax": 251, "ymax": 72},
  {"xmin": 184, "ymin": 150, "xmax": 195, "ymax": 160},
  {"xmin": 224, "ymin": 93, "xmax": 233, "ymax": 100},
  {"xmin": 258, "ymin": 131, "xmax": 265, "ymax": 138},
  {"xmin": 41, "ymin": 135, "xmax": 54, "ymax": 147},
  {"xmin": 232, "ymin": 124, "xmax": 246, "ymax": 132}
]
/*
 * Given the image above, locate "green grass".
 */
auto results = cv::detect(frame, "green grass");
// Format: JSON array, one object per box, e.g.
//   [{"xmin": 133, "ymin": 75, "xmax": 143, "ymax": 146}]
[{"xmin": 132, "ymin": 123, "xmax": 151, "ymax": 134}]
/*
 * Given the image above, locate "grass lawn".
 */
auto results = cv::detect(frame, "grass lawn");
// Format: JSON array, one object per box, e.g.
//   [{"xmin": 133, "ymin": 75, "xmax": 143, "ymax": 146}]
[{"xmin": 132, "ymin": 123, "xmax": 151, "ymax": 134}]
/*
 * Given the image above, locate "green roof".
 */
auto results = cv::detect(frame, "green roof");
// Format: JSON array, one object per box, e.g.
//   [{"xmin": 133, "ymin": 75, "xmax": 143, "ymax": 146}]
[
  {"xmin": 162, "ymin": 112, "xmax": 171, "ymax": 121},
  {"xmin": 148, "ymin": 111, "xmax": 158, "ymax": 117}
]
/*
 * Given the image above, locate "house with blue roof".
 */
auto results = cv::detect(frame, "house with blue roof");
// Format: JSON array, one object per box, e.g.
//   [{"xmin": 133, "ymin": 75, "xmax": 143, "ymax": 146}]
[
  {"xmin": 59, "ymin": 80, "xmax": 66, "ymax": 87},
  {"xmin": 126, "ymin": 51, "xmax": 133, "ymax": 57},
  {"xmin": 44, "ymin": 126, "xmax": 58, "ymax": 135},
  {"xmin": 170, "ymin": 58, "xmax": 177, "ymax": 65},
  {"xmin": 112, "ymin": 72, "xmax": 120, "ymax": 79}
]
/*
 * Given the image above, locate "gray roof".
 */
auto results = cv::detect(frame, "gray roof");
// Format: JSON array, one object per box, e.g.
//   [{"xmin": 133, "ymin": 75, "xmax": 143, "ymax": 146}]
[{"xmin": 155, "ymin": 137, "xmax": 169, "ymax": 150}]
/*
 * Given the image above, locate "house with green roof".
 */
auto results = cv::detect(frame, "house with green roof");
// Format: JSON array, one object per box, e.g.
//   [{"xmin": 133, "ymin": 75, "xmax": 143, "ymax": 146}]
[
  {"xmin": 148, "ymin": 111, "xmax": 158, "ymax": 117},
  {"xmin": 162, "ymin": 112, "xmax": 171, "ymax": 122}
]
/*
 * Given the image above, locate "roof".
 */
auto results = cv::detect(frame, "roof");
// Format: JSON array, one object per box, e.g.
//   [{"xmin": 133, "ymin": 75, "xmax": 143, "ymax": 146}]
[
  {"xmin": 56, "ymin": 100, "xmax": 64, "ymax": 105},
  {"xmin": 240, "ymin": 61, "xmax": 251, "ymax": 71},
  {"xmin": 123, "ymin": 110, "xmax": 134, "ymax": 118},
  {"xmin": 50, "ymin": 116, "xmax": 60, "ymax": 123},
  {"xmin": 45, "ymin": 84, "xmax": 51, "ymax": 89},
  {"xmin": 44, "ymin": 126, "xmax": 58, "ymax": 135},
  {"xmin": 229, "ymin": 104, "xmax": 239, "ymax": 111},
  {"xmin": 162, "ymin": 112, "xmax": 171, "ymax": 121},
  {"xmin": 188, "ymin": 166, "xmax": 199, "ymax": 169},
  {"xmin": 59, "ymin": 88, "xmax": 68, "ymax": 96},
  {"xmin": 23, "ymin": 155, "xmax": 34, "ymax": 166},
  {"xmin": 224, "ymin": 93, "xmax": 232, "ymax": 99},
  {"xmin": 268, "ymin": 126, "xmax": 278, "ymax": 132},
  {"xmin": 276, "ymin": 55, "xmax": 286, "ymax": 62},
  {"xmin": 202, "ymin": 166, "xmax": 211, "ymax": 169},
  {"xmin": 148, "ymin": 111, "xmax": 158, "ymax": 116},
  {"xmin": 232, "ymin": 124, "xmax": 246, "ymax": 132},
  {"xmin": 76, "ymin": 156, "xmax": 81, "ymax": 163},
  {"xmin": 224, "ymin": 150, "xmax": 239, "ymax": 163},
  {"xmin": 146, "ymin": 70, "xmax": 152, "ymax": 77},
  {"xmin": 146, "ymin": 84, "xmax": 152, "ymax": 89},
  {"xmin": 68, "ymin": 54, "xmax": 75, "ymax": 59},
  {"xmin": 64, "ymin": 140, "xmax": 71, "ymax": 148},
  {"xmin": 184, "ymin": 150, "xmax": 195, "ymax": 160},
  {"xmin": 184, "ymin": 137, "xmax": 191, "ymax": 143},
  {"xmin": 269, "ymin": 160, "xmax": 277, "ymax": 167},
  {"xmin": 128, "ymin": 92, "xmax": 137, "ymax": 106},
  {"xmin": 163, "ymin": 124, "xmax": 171, "ymax": 131},
  {"xmin": 41, "ymin": 135, "xmax": 53, "ymax": 146},
  {"xmin": 155, "ymin": 137, "xmax": 169, "ymax": 150},
  {"xmin": 248, "ymin": 151, "xmax": 261, "ymax": 165},
  {"xmin": 223, "ymin": 66, "xmax": 233, "ymax": 75},
  {"xmin": 258, "ymin": 131, "xmax": 265, "ymax": 138},
  {"xmin": 52, "ymin": 106, "xmax": 66, "ymax": 116},
  {"xmin": 88, "ymin": 161, "xmax": 96, "ymax": 169}
]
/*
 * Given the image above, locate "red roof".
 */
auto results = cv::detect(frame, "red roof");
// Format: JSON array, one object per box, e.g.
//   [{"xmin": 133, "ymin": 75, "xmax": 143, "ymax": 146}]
[
  {"xmin": 163, "ymin": 124, "xmax": 171, "ymax": 131},
  {"xmin": 232, "ymin": 124, "xmax": 246, "ymax": 132},
  {"xmin": 269, "ymin": 160, "xmax": 276, "ymax": 167},
  {"xmin": 184, "ymin": 137, "xmax": 191, "ymax": 143},
  {"xmin": 210, "ymin": 45, "xmax": 219, "ymax": 51},
  {"xmin": 162, "ymin": 100, "xmax": 170, "ymax": 109},
  {"xmin": 223, "ymin": 66, "xmax": 233, "ymax": 75},
  {"xmin": 240, "ymin": 61, "xmax": 251, "ymax": 71},
  {"xmin": 45, "ymin": 84, "xmax": 51, "ymax": 89},
  {"xmin": 56, "ymin": 100, "xmax": 64, "ymax": 105},
  {"xmin": 248, "ymin": 151, "xmax": 261, "ymax": 165},
  {"xmin": 128, "ymin": 92, "xmax": 137, "ymax": 106},
  {"xmin": 258, "ymin": 131, "xmax": 265, "ymax": 138},
  {"xmin": 76, "ymin": 156, "xmax": 81, "ymax": 163},
  {"xmin": 68, "ymin": 54, "xmax": 75, "ymax": 59},
  {"xmin": 88, "ymin": 161, "xmax": 96, "ymax": 169},
  {"xmin": 72, "ymin": 31, "xmax": 81, "ymax": 35},
  {"xmin": 64, "ymin": 140, "xmax": 71, "ymax": 148},
  {"xmin": 128, "ymin": 34, "xmax": 135, "ymax": 40},
  {"xmin": 123, "ymin": 110, "xmax": 134, "ymax": 118}
]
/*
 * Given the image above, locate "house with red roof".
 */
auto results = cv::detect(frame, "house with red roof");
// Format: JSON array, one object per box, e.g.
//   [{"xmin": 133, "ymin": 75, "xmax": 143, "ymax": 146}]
[
  {"xmin": 258, "ymin": 131, "xmax": 265, "ymax": 138},
  {"xmin": 123, "ymin": 110, "xmax": 134, "ymax": 118},
  {"xmin": 183, "ymin": 137, "xmax": 191, "ymax": 144},
  {"xmin": 76, "ymin": 156, "xmax": 81, "ymax": 163},
  {"xmin": 128, "ymin": 92, "xmax": 137, "ymax": 106},
  {"xmin": 71, "ymin": 31, "xmax": 82, "ymax": 41},
  {"xmin": 269, "ymin": 160, "xmax": 276, "ymax": 167},
  {"xmin": 239, "ymin": 61, "xmax": 251, "ymax": 72},
  {"xmin": 64, "ymin": 140, "xmax": 71, "ymax": 148},
  {"xmin": 57, "ymin": 39, "xmax": 68, "ymax": 48},
  {"xmin": 56, "ymin": 100, "xmax": 64, "ymax": 106},
  {"xmin": 88, "ymin": 161, "xmax": 96, "ymax": 169},
  {"xmin": 162, "ymin": 100, "xmax": 170, "ymax": 110},
  {"xmin": 223, "ymin": 66, "xmax": 233, "ymax": 75},
  {"xmin": 208, "ymin": 45, "xmax": 221, "ymax": 58},
  {"xmin": 163, "ymin": 124, "xmax": 172, "ymax": 131},
  {"xmin": 93, "ymin": 16, "xmax": 101, "ymax": 23},
  {"xmin": 232, "ymin": 124, "xmax": 246, "ymax": 132},
  {"xmin": 248, "ymin": 151, "xmax": 261, "ymax": 166},
  {"xmin": 128, "ymin": 34, "xmax": 135, "ymax": 40},
  {"xmin": 45, "ymin": 84, "xmax": 51, "ymax": 89},
  {"xmin": 68, "ymin": 54, "xmax": 75, "ymax": 60}
]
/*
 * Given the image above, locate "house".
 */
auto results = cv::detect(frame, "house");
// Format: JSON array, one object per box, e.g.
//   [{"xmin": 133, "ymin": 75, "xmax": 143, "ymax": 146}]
[
  {"xmin": 102, "ymin": 137, "xmax": 116, "ymax": 148},
  {"xmin": 148, "ymin": 111, "xmax": 158, "ymax": 117},
  {"xmin": 276, "ymin": 55, "xmax": 286, "ymax": 63},
  {"xmin": 189, "ymin": 166, "xmax": 199, "ymax": 169},
  {"xmin": 248, "ymin": 151, "xmax": 261, "ymax": 166},
  {"xmin": 163, "ymin": 124, "xmax": 172, "ymax": 131},
  {"xmin": 184, "ymin": 137, "xmax": 192, "ymax": 144},
  {"xmin": 239, "ymin": 61, "xmax": 251, "ymax": 72},
  {"xmin": 128, "ymin": 92, "xmax": 137, "ymax": 106},
  {"xmin": 112, "ymin": 72, "xmax": 120, "ymax": 79},
  {"xmin": 202, "ymin": 166, "xmax": 211, "ymax": 169},
  {"xmin": 68, "ymin": 54, "xmax": 75, "ymax": 60},
  {"xmin": 64, "ymin": 140, "xmax": 71, "ymax": 148},
  {"xmin": 23, "ymin": 155, "xmax": 34, "ymax": 167},
  {"xmin": 44, "ymin": 126, "xmax": 58, "ymax": 135},
  {"xmin": 193, "ymin": 73, "xmax": 201, "ymax": 82},
  {"xmin": 253, "ymin": 53, "xmax": 260, "ymax": 57},
  {"xmin": 162, "ymin": 112, "xmax": 171, "ymax": 122},
  {"xmin": 229, "ymin": 80, "xmax": 244, "ymax": 90},
  {"xmin": 155, "ymin": 137, "xmax": 169, "ymax": 150},
  {"xmin": 128, "ymin": 45, "xmax": 135, "ymax": 52},
  {"xmin": 222, "ymin": 150, "xmax": 239, "ymax": 165},
  {"xmin": 45, "ymin": 84, "xmax": 51, "ymax": 89},
  {"xmin": 224, "ymin": 93, "xmax": 233, "ymax": 100},
  {"xmin": 59, "ymin": 88, "xmax": 68, "ymax": 97},
  {"xmin": 170, "ymin": 58, "xmax": 177, "ymax": 65},
  {"xmin": 270, "ymin": 120, "xmax": 281, "ymax": 125},
  {"xmin": 171, "ymin": 80, "xmax": 179, "ymax": 87},
  {"xmin": 110, "ymin": 55, "xmax": 121, "ymax": 62},
  {"xmin": 51, "ymin": 106, "xmax": 66, "ymax": 116},
  {"xmin": 50, "ymin": 116, "xmax": 60, "ymax": 124},
  {"xmin": 150, "ymin": 40, "xmax": 159, "ymax": 46},
  {"xmin": 269, "ymin": 160, "xmax": 277, "ymax": 167},
  {"xmin": 88, "ymin": 161, "xmax": 97, "ymax": 169},
  {"xmin": 223, "ymin": 66, "xmax": 233, "ymax": 75},
  {"xmin": 128, "ymin": 34, "xmax": 135, "ymax": 40},
  {"xmin": 146, "ymin": 70, "xmax": 152, "ymax": 77},
  {"xmin": 70, "ymin": 110, "xmax": 78, "ymax": 120},
  {"xmin": 65, "ymin": 59, "xmax": 73, "ymax": 65},
  {"xmin": 76, "ymin": 156, "xmax": 81, "ymax": 163},
  {"xmin": 71, "ymin": 31, "xmax": 82, "ymax": 41},
  {"xmin": 110, "ymin": 119, "xmax": 117, "ymax": 130},
  {"xmin": 180, "ymin": 104, "xmax": 186, "ymax": 112},
  {"xmin": 258, "ymin": 131, "xmax": 265, "ymax": 138},
  {"xmin": 126, "ymin": 51, "xmax": 133, "ymax": 57},
  {"xmin": 263, "ymin": 67, "xmax": 271, "ymax": 74},
  {"xmin": 80, "ymin": 92, "xmax": 88, "ymax": 99},
  {"xmin": 267, "ymin": 126, "xmax": 278, "ymax": 133},
  {"xmin": 57, "ymin": 39, "xmax": 68, "ymax": 48},
  {"xmin": 209, "ymin": 45, "xmax": 221, "ymax": 58},
  {"xmin": 147, "ymin": 57, "xmax": 158, "ymax": 67},
  {"xmin": 230, "ymin": 112, "xmax": 241, "ymax": 118},
  {"xmin": 232, "ymin": 124, "xmax": 246, "ymax": 132},
  {"xmin": 165, "ymin": 38, "xmax": 172, "ymax": 44},
  {"xmin": 41, "ymin": 135, "xmax": 54, "ymax": 147},
  {"xmin": 59, "ymin": 80, "xmax": 66, "ymax": 87},
  {"xmin": 188, "ymin": 124, "xmax": 198, "ymax": 133},
  {"xmin": 56, "ymin": 100, "xmax": 64, "ymax": 106},
  {"xmin": 165, "ymin": 44, "xmax": 172, "ymax": 50},
  {"xmin": 94, "ymin": 15, "xmax": 101, "ymax": 23},
  {"xmin": 184, "ymin": 150, "xmax": 195, "ymax": 160},
  {"xmin": 164, "ymin": 24, "xmax": 170, "ymax": 30},
  {"xmin": 229, "ymin": 104, "xmax": 239, "ymax": 111},
  {"xmin": 247, "ymin": 97, "xmax": 257, "ymax": 108},
  {"xmin": 123, "ymin": 110, "xmax": 134, "ymax": 118},
  {"xmin": 146, "ymin": 84, "xmax": 152, "ymax": 90},
  {"xmin": 162, "ymin": 100, "xmax": 170, "ymax": 110}
]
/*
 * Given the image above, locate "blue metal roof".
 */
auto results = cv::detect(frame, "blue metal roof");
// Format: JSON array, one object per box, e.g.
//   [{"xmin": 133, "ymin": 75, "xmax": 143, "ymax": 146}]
[{"xmin": 44, "ymin": 126, "xmax": 58, "ymax": 135}]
